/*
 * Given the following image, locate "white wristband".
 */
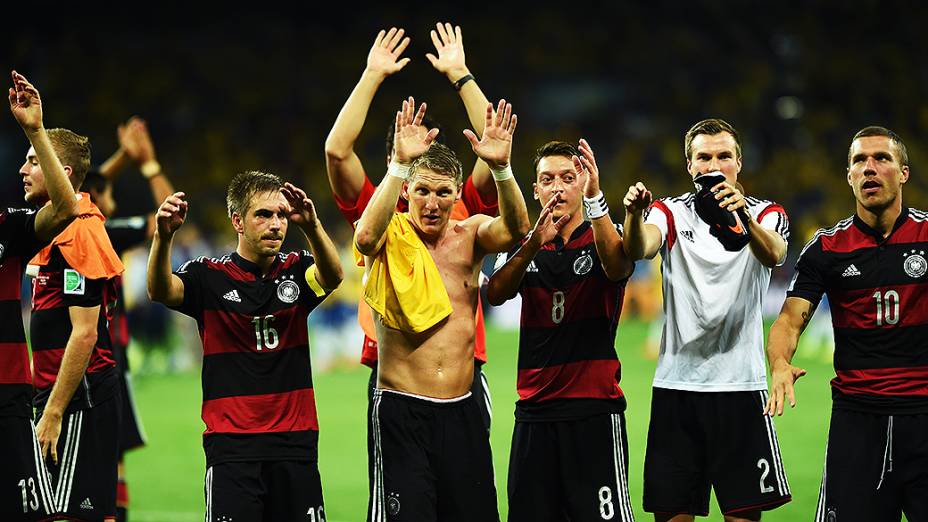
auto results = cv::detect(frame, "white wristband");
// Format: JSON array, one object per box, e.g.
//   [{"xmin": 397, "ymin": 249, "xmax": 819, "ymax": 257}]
[
  {"xmin": 490, "ymin": 164, "xmax": 514, "ymax": 181},
  {"xmin": 387, "ymin": 161, "xmax": 412, "ymax": 180},
  {"xmin": 140, "ymin": 160, "xmax": 162, "ymax": 179},
  {"xmin": 583, "ymin": 191, "xmax": 609, "ymax": 220}
]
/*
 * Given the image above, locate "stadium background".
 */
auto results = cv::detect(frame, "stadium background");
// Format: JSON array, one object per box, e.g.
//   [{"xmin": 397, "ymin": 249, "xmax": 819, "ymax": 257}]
[{"xmin": 3, "ymin": 4, "xmax": 926, "ymax": 520}]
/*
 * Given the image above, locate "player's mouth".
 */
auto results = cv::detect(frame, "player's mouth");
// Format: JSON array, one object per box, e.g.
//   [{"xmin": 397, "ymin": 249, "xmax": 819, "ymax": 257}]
[
  {"xmin": 262, "ymin": 236, "xmax": 283, "ymax": 243},
  {"xmin": 422, "ymin": 214, "xmax": 441, "ymax": 225},
  {"xmin": 861, "ymin": 180, "xmax": 881, "ymax": 195}
]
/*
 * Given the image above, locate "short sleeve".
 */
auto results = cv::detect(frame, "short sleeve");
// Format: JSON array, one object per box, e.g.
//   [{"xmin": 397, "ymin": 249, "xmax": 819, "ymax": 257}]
[
  {"xmin": 2, "ymin": 208, "xmax": 46, "ymax": 261},
  {"xmin": 60, "ymin": 259, "xmax": 106, "ymax": 308},
  {"xmin": 333, "ymin": 176, "xmax": 377, "ymax": 226},
  {"xmin": 786, "ymin": 236, "xmax": 827, "ymax": 309},
  {"xmin": 298, "ymin": 250, "xmax": 332, "ymax": 303},
  {"xmin": 170, "ymin": 257, "xmax": 208, "ymax": 319},
  {"xmin": 644, "ymin": 203, "xmax": 669, "ymax": 248},
  {"xmin": 757, "ymin": 204, "xmax": 790, "ymax": 242},
  {"xmin": 461, "ymin": 176, "xmax": 499, "ymax": 217}
]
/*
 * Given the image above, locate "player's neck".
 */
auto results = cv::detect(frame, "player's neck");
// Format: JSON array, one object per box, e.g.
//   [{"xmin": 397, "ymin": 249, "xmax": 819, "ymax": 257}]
[
  {"xmin": 857, "ymin": 199, "xmax": 903, "ymax": 238},
  {"xmin": 236, "ymin": 245, "xmax": 276, "ymax": 276},
  {"xmin": 557, "ymin": 212, "xmax": 585, "ymax": 242}
]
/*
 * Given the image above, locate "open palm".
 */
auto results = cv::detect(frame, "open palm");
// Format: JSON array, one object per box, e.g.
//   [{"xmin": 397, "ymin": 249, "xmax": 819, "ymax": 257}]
[
  {"xmin": 393, "ymin": 96, "xmax": 439, "ymax": 164},
  {"xmin": 8, "ymin": 70, "xmax": 42, "ymax": 132},
  {"xmin": 464, "ymin": 99, "xmax": 517, "ymax": 169},
  {"xmin": 366, "ymin": 28, "xmax": 411, "ymax": 77}
]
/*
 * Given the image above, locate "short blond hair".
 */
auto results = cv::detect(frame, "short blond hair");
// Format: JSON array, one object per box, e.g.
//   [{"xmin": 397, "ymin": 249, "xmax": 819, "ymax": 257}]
[{"xmin": 47, "ymin": 128, "xmax": 91, "ymax": 189}]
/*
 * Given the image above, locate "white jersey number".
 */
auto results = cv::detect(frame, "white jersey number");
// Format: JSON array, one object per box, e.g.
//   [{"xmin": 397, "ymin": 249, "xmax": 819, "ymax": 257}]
[
  {"xmin": 757, "ymin": 458, "xmax": 775, "ymax": 494},
  {"xmin": 552, "ymin": 291, "xmax": 566, "ymax": 324},
  {"xmin": 18, "ymin": 477, "xmax": 39, "ymax": 513},
  {"xmin": 872, "ymin": 290, "xmax": 900, "ymax": 326},
  {"xmin": 251, "ymin": 315, "xmax": 279, "ymax": 351},
  {"xmin": 307, "ymin": 506, "xmax": 325, "ymax": 521},
  {"xmin": 598, "ymin": 486, "xmax": 614, "ymax": 519}
]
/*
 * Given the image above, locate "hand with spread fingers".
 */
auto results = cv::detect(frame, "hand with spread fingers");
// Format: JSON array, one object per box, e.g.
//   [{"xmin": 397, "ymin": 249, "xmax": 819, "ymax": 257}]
[
  {"xmin": 623, "ymin": 182, "xmax": 653, "ymax": 215},
  {"xmin": 574, "ymin": 138, "xmax": 601, "ymax": 198},
  {"xmin": 531, "ymin": 194, "xmax": 571, "ymax": 247},
  {"xmin": 426, "ymin": 22, "xmax": 469, "ymax": 81},
  {"xmin": 366, "ymin": 27, "xmax": 412, "ymax": 78},
  {"xmin": 8, "ymin": 70, "xmax": 43, "ymax": 132},
  {"xmin": 392, "ymin": 96, "xmax": 439, "ymax": 165},
  {"xmin": 282, "ymin": 182, "xmax": 318, "ymax": 229},
  {"xmin": 764, "ymin": 361, "xmax": 807, "ymax": 416},
  {"xmin": 156, "ymin": 192, "xmax": 188, "ymax": 237},
  {"xmin": 463, "ymin": 99, "xmax": 517, "ymax": 170}
]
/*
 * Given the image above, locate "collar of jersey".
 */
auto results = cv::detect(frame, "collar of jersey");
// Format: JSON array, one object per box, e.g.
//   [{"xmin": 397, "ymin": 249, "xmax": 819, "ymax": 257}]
[
  {"xmin": 550, "ymin": 221, "xmax": 591, "ymax": 252},
  {"xmin": 853, "ymin": 206, "xmax": 909, "ymax": 243},
  {"xmin": 230, "ymin": 251, "xmax": 280, "ymax": 279}
]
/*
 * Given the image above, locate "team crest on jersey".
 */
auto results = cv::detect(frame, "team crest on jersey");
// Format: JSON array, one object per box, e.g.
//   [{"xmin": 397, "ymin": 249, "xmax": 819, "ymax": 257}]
[
  {"xmin": 387, "ymin": 492, "xmax": 401, "ymax": 516},
  {"xmin": 573, "ymin": 250, "xmax": 593, "ymax": 275},
  {"xmin": 903, "ymin": 249, "xmax": 927, "ymax": 278},
  {"xmin": 275, "ymin": 274, "xmax": 300, "ymax": 303}
]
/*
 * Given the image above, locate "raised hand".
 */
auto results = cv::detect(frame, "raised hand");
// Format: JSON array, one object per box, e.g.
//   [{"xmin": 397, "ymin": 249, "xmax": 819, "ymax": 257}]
[
  {"xmin": 463, "ymin": 99, "xmax": 517, "ymax": 170},
  {"xmin": 393, "ymin": 96, "xmax": 439, "ymax": 164},
  {"xmin": 764, "ymin": 361, "xmax": 807, "ymax": 416},
  {"xmin": 8, "ymin": 70, "xmax": 42, "ymax": 132},
  {"xmin": 366, "ymin": 28, "xmax": 411, "ymax": 77},
  {"xmin": 118, "ymin": 116, "xmax": 157, "ymax": 164},
  {"xmin": 623, "ymin": 182, "xmax": 653, "ymax": 215},
  {"xmin": 426, "ymin": 22, "xmax": 468, "ymax": 80},
  {"xmin": 281, "ymin": 182, "xmax": 318, "ymax": 229},
  {"xmin": 156, "ymin": 192, "xmax": 188, "ymax": 236},
  {"xmin": 573, "ymin": 138, "xmax": 600, "ymax": 198},
  {"xmin": 531, "ymin": 194, "xmax": 571, "ymax": 246}
]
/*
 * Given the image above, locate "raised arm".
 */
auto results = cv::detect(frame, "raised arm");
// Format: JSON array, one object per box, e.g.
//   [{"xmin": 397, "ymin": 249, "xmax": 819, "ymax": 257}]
[
  {"xmin": 575, "ymin": 139, "xmax": 633, "ymax": 281},
  {"xmin": 281, "ymin": 182, "xmax": 344, "ymax": 291},
  {"xmin": 713, "ymin": 181, "xmax": 787, "ymax": 267},
  {"xmin": 324, "ymin": 28, "xmax": 411, "ymax": 203},
  {"xmin": 118, "ymin": 117, "xmax": 176, "ymax": 207},
  {"xmin": 147, "ymin": 192, "xmax": 188, "ymax": 306},
  {"xmin": 622, "ymin": 182, "xmax": 662, "ymax": 260},
  {"xmin": 467, "ymin": 100, "xmax": 530, "ymax": 253},
  {"xmin": 427, "ymin": 22, "xmax": 495, "ymax": 201},
  {"xmin": 764, "ymin": 297, "xmax": 814, "ymax": 416},
  {"xmin": 355, "ymin": 97, "xmax": 439, "ymax": 255},
  {"xmin": 9, "ymin": 71, "xmax": 78, "ymax": 240},
  {"xmin": 486, "ymin": 195, "xmax": 567, "ymax": 305}
]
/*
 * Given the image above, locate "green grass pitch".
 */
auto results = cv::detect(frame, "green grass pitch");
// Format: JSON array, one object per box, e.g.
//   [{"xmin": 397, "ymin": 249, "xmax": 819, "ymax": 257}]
[{"xmin": 125, "ymin": 320, "xmax": 841, "ymax": 521}]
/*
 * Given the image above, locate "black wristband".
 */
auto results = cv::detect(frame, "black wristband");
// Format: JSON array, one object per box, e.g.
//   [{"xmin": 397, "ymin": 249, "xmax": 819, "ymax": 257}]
[{"xmin": 453, "ymin": 73, "xmax": 475, "ymax": 91}]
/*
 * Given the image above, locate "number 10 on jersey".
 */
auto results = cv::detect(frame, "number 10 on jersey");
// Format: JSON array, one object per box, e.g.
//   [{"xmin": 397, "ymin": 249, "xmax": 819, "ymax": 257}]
[{"xmin": 252, "ymin": 315, "xmax": 279, "ymax": 350}]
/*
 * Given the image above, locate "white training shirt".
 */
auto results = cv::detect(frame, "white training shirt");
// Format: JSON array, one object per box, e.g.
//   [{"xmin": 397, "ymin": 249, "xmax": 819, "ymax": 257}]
[{"xmin": 645, "ymin": 193, "xmax": 789, "ymax": 392}]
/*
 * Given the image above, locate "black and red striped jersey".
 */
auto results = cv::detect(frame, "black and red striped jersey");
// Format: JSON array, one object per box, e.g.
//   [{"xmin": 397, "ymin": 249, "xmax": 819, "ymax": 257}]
[
  {"xmin": 30, "ymin": 248, "xmax": 119, "ymax": 412},
  {"xmin": 494, "ymin": 221, "xmax": 630, "ymax": 422},
  {"xmin": 0, "ymin": 208, "xmax": 45, "ymax": 417},
  {"xmin": 788, "ymin": 207, "xmax": 928, "ymax": 414},
  {"xmin": 170, "ymin": 250, "xmax": 331, "ymax": 466}
]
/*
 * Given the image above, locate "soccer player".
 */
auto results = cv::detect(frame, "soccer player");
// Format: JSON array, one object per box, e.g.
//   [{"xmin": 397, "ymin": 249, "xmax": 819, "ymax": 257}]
[
  {"xmin": 2, "ymin": 70, "xmax": 78, "ymax": 521},
  {"xmin": 623, "ymin": 119, "xmax": 791, "ymax": 521},
  {"xmin": 487, "ymin": 139, "xmax": 636, "ymax": 521},
  {"xmin": 765, "ymin": 126, "xmax": 928, "ymax": 521},
  {"xmin": 24, "ymin": 105, "xmax": 125, "ymax": 521},
  {"xmin": 86, "ymin": 116, "xmax": 175, "ymax": 521},
  {"xmin": 325, "ymin": 24, "xmax": 499, "ymax": 434},
  {"xmin": 355, "ymin": 97, "xmax": 528, "ymax": 521},
  {"xmin": 147, "ymin": 171, "xmax": 343, "ymax": 521}
]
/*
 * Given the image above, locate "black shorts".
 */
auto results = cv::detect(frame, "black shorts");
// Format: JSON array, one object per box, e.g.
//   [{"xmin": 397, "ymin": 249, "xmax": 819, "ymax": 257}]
[
  {"xmin": 369, "ymin": 389, "xmax": 498, "ymax": 522},
  {"xmin": 508, "ymin": 412, "xmax": 635, "ymax": 522},
  {"xmin": 39, "ymin": 397, "xmax": 120, "ymax": 521},
  {"xmin": 204, "ymin": 460, "xmax": 324, "ymax": 522},
  {"xmin": 115, "ymin": 366, "xmax": 146, "ymax": 456},
  {"xmin": 365, "ymin": 363, "xmax": 493, "ymax": 514},
  {"xmin": 643, "ymin": 388, "xmax": 791, "ymax": 517},
  {"xmin": 815, "ymin": 409, "xmax": 928, "ymax": 522},
  {"xmin": 0, "ymin": 416, "xmax": 57, "ymax": 521}
]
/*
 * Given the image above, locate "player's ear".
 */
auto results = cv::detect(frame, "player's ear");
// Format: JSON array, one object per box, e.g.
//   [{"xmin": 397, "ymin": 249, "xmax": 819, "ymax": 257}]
[
  {"xmin": 231, "ymin": 212, "xmax": 245, "ymax": 234},
  {"xmin": 532, "ymin": 183, "xmax": 539, "ymax": 200},
  {"xmin": 401, "ymin": 182, "xmax": 409, "ymax": 201},
  {"xmin": 847, "ymin": 169, "xmax": 852, "ymax": 186},
  {"xmin": 901, "ymin": 165, "xmax": 910, "ymax": 185}
]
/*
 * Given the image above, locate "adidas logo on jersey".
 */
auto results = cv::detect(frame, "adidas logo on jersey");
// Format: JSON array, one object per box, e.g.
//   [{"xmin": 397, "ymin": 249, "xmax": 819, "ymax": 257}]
[
  {"xmin": 842, "ymin": 264, "xmax": 861, "ymax": 277},
  {"xmin": 527, "ymin": 261, "xmax": 538, "ymax": 273},
  {"xmin": 80, "ymin": 497, "xmax": 93, "ymax": 510},
  {"xmin": 222, "ymin": 289, "xmax": 242, "ymax": 302},
  {"xmin": 680, "ymin": 230, "xmax": 694, "ymax": 242}
]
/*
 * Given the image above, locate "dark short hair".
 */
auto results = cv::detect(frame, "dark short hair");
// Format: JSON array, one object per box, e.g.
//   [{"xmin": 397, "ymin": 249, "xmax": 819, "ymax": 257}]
[
  {"xmin": 47, "ymin": 128, "xmax": 92, "ymax": 189},
  {"xmin": 385, "ymin": 115, "xmax": 446, "ymax": 158},
  {"xmin": 684, "ymin": 118, "xmax": 741, "ymax": 160},
  {"xmin": 409, "ymin": 143, "xmax": 463, "ymax": 186},
  {"xmin": 226, "ymin": 170, "xmax": 283, "ymax": 217},
  {"xmin": 532, "ymin": 141, "xmax": 580, "ymax": 174},
  {"xmin": 849, "ymin": 126, "xmax": 909, "ymax": 167},
  {"xmin": 82, "ymin": 169, "xmax": 110, "ymax": 198}
]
